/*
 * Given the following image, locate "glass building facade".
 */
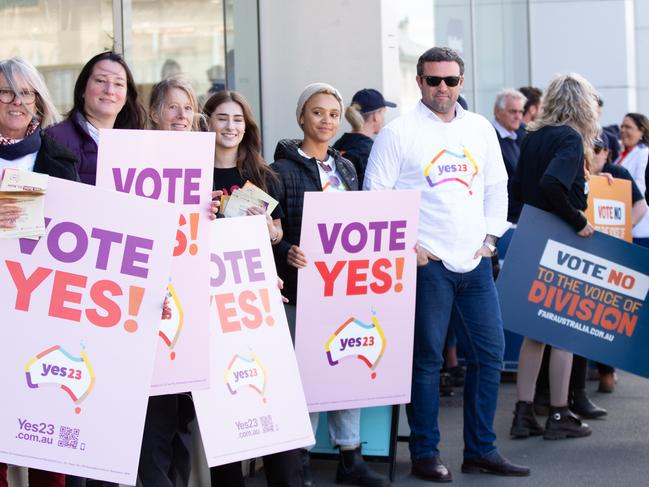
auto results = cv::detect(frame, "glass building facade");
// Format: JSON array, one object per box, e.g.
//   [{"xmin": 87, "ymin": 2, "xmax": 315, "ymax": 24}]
[{"xmin": 0, "ymin": 0, "xmax": 261, "ymax": 120}]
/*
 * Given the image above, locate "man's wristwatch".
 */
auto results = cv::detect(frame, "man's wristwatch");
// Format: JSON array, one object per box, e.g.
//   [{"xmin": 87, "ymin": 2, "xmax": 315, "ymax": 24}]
[{"xmin": 483, "ymin": 241, "xmax": 497, "ymax": 255}]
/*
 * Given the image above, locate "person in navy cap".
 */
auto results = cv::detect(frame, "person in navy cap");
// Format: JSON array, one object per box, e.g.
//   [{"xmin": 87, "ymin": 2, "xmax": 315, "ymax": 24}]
[{"xmin": 333, "ymin": 88, "xmax": 396, "ymax": 185}]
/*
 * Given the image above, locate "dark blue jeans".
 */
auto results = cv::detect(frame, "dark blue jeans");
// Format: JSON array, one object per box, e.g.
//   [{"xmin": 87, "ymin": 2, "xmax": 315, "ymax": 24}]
[{"xmin": 406, "ymin": 257, "xmax": 504, "ymax": 460}]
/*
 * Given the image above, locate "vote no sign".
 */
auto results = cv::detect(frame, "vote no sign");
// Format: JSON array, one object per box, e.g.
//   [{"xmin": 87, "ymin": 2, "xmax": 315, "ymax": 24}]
[{"xmin": 497, "ymin": 205, "xmax": 649, "ymax": 378}]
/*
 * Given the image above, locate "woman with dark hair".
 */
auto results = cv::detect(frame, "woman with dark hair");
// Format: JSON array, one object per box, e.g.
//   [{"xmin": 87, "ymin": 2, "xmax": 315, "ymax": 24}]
[
  {"xmin": 46, "ymin": 51, "xmax": 146, "ymax": 185},
  {"xmin": 510, "ymin": 73, "xmax": 600, "ymax": 441},
  {"xmin": 45, "ymin": 52, "xmax": 145, "ymax": 487},
  {"xmin": 0, "ymin": 56, "xmax": 79, "ymax": 487},
  {"xmin": 205, "ymin": 91, "xmax": 279, "ymax": 195},
  {"xmin": 614, "ymin": 112, "xmax": 649, "ymax": 247},
  {"xmin": 204, "ymin": 90, "xmax": 301, "ymax": 486}
]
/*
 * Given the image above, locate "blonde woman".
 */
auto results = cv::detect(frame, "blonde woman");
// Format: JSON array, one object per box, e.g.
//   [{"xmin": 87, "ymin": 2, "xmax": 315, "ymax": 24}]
[
  {"xmin": 510, "ymin": 73, "xmax": 600, "ymax": 440},
  {"xmin": 137, "ymin": 75, "xmax": 200, "ymax": 487}
]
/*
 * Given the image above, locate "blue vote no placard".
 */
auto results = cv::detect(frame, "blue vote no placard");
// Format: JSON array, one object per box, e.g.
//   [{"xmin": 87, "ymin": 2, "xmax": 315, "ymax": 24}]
[{"xmin": 497, "ymin": 205, "xmax": 649, "ymax": 378}]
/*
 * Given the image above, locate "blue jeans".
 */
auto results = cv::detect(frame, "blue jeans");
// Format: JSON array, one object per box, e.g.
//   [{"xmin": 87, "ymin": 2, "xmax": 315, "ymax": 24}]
[
  {"xmin": 406, "ymin": 258, "xmax": 504, "ymax": 460},
  {"xmin": 310, "ymin": 409, "xmax": 361, "ymax": 448},
  {"xmin": 284, "ymin": 304, "xmax": 361, "ymax": 448}
]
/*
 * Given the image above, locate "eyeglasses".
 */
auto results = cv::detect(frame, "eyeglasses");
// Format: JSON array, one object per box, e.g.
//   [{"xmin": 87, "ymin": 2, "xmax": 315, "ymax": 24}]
[
  {"xmin": 594, "ymin": 147, "xmax": 606, "ymax": 154},
  {"xmin": 0, "ymin": 89, "xmax": 37, "ymax": 105},
  {"xmin": 421, "ymin": 76, "xmax": 461, "ymax": 87}
]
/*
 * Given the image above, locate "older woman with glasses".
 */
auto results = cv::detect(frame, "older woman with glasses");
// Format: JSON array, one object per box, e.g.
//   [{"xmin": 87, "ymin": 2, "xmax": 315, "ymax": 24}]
[
  {"xmin": 0, "ymin": 56, "xmax": 79, "ymax": 487},
  {"xmin": 0, "ymin": 57, "xmax": 78, "ymax": 229}
]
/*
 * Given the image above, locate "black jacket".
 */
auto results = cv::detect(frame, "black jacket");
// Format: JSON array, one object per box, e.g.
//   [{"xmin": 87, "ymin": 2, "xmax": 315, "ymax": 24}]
[
  {"xmin": 33, "ymin": 132, "xmax": 80, "ymax": 182},
  {"xmin": 269, "ymin": 139, "xmax": 358, "ymax": 304},
  {"xmin": 332, "ymin": 132, "xmax": 374, "ymax": 186},
  {"xmin": 495, "ymin": 130, "xmax": 523, "ymax": 223}
]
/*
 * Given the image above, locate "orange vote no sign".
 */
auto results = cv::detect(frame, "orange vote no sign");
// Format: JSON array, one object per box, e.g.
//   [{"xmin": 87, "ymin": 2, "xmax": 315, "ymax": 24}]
[{"xmin": 585, "ymin": 175, "xmax": 633, "ymax": 242}]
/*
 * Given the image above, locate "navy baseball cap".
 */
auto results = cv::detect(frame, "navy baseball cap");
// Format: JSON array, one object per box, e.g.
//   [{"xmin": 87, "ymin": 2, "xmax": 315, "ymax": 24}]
[
  {"xmin": 351, "ymin": 88, "xmax": 397, "ymax": 113},
  {"xmin": 594, "ymin": 130, "xmax": 609, "ymax": 149}
]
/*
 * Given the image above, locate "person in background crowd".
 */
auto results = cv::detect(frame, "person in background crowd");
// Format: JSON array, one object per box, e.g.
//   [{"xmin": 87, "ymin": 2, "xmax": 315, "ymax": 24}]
[
  {"xmin": 136, "ymin": 75, "xmax": 202, "ymax": 487},
  {"xmin": 365, "ymin": 46, "xmax": 529, "ymax": 481},
  {"xmin": 332, "ymin": 88, "xmax": 396, "ymax": 185},
  {"xmin": 492, "ymin": 88, "xmax": 526, "ymax": 229},
  {"xmin": 0, "ymin": 56, "xmax": 79, "ymax": 487},
  {"xmin": 614, "ymin": 112, "xmax": 649, "ymax": 247},
  {"xmin": 270, "ymin": 82, "xmax": 390, "ymax": 487},
  {"xmin": 510, "ymin": 72, "xmax": 599, "ymax": 441},
  {"xmin": 592, "ymin": 130, "xmax": 648, "ymax": 230},
  {"xmin": 516, "ymin": 86, "xmax": 542, "ymax": 145},
  {"xmin": 204, "ymin": 90, "xmax": 306, "ymax": 487},
  {"xmin": 46, "ymin": 51, "xmax": 146, "ymax": 185}
]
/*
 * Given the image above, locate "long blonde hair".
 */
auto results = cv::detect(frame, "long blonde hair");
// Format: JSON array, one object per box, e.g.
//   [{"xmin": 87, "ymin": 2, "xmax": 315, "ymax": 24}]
[{"xmin": 529, "ymin": 73, "xmax": 600, "ymax": 161}]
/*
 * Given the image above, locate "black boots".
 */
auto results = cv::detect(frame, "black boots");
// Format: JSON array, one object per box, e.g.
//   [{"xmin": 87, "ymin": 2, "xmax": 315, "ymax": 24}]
[
  {"xmin": 570, "ymin": 389, "xmax": 607, "ymax": 419},
  {"xmin": 544, "ymin": 407, "xmax": 592, "ymax": 440},
  {"xmin": 336, "ymin": 447, "xmax": 390, "ymax": 487},
  {"xmin": 510, "ymin": 401, "xmax": 544, "ymax": 438}
]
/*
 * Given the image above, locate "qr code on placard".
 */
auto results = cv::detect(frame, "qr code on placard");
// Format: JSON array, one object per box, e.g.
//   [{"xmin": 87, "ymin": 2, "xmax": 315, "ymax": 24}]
[
  {"xmin": 260, "ymin": 414, "xmax": 274, "ymax": 433},
  {"xmin": 58, "ymin": 426, "xmax": 80, "ymax": 449}
]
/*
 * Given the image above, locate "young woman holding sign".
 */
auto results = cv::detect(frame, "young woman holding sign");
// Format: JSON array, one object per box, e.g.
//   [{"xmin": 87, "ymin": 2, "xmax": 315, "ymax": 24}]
[
  {"xmin": 509, "ymin": 73, "xmax": 600, "ymax": 441},
  {"xmin": 0, "ymin": 56, "xmax": 80, "ymax": 487},
  {"xmin": 134, "ymin": 75, "xmax": 201, "ymax": 487},
  {"xmin": 269, "ymin": 83, "xmax": 390, "ymax": 487},
  {"xmin": 203, "ymin": 90, "xmax": 303, "ymax": 487}
]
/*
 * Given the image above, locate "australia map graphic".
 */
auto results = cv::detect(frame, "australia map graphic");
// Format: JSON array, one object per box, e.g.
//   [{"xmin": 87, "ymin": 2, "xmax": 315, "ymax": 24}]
[
  {"xmin": 159, "ymin": 282, "xmax": 183, "ymax": 360},
  {"xmin": 25, "ymin": 345, "xmax": 95, "ymax": 414},
  {"xmin": 325, "ymin": 312, "xmax": 386, "ymax": 379},
  {"xmin": 423, "ymin": 148, "xmax": 479, "ymax": 194},
  {"xmin": 224, "ymin": 353, "xmax": 267, "ymax": 402}
]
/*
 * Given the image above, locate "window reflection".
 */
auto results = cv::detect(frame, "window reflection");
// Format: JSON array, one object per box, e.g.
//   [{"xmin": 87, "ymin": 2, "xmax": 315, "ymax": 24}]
[
  {"xmin": 130, "ymin": 0, "xmax": 227, "ymax": 108},
  {"xmin": 0, "ymin": 0, "xmax": 114, "ymax": 113}
]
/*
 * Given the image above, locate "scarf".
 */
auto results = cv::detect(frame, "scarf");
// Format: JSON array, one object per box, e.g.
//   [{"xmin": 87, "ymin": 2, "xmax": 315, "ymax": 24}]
[{"xmin": 0, "ymin": 119, "xmax": 42, "ymax": 160}]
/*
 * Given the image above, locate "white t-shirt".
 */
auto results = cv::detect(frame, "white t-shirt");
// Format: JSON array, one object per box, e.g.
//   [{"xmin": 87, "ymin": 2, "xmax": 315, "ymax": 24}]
[
  {"xmin": 616, "ymin": 143, "xmax": 649, "ymax": 238},
  {"xmin": 365, "ymin": 101, "xmax": 510, "ymax": 273},
  {"xmin": 297, "ymin": 149, "xmax": 348, "ymax": 192}
]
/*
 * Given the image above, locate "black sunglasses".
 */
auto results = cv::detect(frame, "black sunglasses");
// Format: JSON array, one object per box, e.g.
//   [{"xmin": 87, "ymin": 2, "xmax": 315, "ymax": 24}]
[{"xmin": 421, "ymin": 75, "xmax": 461, "ymax": 87}]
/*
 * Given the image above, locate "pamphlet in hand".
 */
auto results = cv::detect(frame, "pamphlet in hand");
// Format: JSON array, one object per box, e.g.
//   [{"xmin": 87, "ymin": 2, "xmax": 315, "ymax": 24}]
[
  {"xmin": 0, "ymin": 168, "xmax": 48, "ymax": 239},
  {"xmin": 221, "ymin": 180, "xmax": 278, "ymax": 218}
]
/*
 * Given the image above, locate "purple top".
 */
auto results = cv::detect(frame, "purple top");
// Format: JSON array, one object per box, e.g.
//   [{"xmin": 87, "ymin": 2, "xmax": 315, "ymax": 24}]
[{"xmin": 45, "ymin": 110, "xmax": 98, "ymax": 185}]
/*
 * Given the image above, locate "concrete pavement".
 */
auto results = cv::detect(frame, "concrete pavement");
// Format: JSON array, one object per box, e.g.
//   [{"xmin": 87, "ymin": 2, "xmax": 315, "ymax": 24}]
[{"xmin": 249, "ymin": 371, "xmax": 649, "ymax": 487}]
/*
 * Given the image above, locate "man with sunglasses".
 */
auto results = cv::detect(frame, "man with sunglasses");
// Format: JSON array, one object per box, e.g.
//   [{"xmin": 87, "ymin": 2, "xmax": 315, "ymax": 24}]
[{"xmin": 364, "ymin": 47, "xmax": 530, "ymax": 482}]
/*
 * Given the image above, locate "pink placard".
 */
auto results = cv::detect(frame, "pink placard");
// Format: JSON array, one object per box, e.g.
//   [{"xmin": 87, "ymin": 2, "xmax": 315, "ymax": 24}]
[
  {"xmin": 96, "ymin": 129, "xmax": 214, "ymax": 395},
  {"xmin": 193, "ymin": 216, "xmax": 314, "ymax": 466},
  {"xmin": 0, "ymin": 177, "xmax": 177, "ymax": 483},
  {"xmin": 296, "ymin": 190, "xmax": 420, "ymax": 412}
]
